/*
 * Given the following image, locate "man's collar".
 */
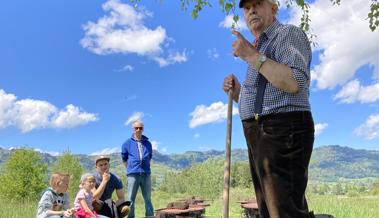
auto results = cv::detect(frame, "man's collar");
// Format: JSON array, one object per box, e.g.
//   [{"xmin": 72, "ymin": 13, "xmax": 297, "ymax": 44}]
[
  {"xmin": 131, "ymin": 134, "xmax": 147, "ymax": 141},
  {"xmin": 263, "ymin": 19, "xmax": 281, "ymax": 40}
]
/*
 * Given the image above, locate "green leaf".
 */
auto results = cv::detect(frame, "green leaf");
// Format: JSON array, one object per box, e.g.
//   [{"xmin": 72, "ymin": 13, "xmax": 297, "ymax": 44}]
[
  {"xmin": 296, "ymin": 0, "xmax": 304, "ymax": 7},
  {"xmin": 219, "ymin": 0, "xmax": 225, "ymax": 9},
  {"xmin": 233, "ymin": 14, "xmax": 239, "ymax": 23},
  {"xmin": 225, "ymin": 3, "xmax": 233, "ymax": 14}
]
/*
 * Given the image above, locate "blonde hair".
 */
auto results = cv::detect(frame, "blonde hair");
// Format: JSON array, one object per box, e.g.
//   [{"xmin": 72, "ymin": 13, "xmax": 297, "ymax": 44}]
[
  {"xmin": 50, "ymin": 172, "xmax": 70, "ymax": 189},
  {"xmin": 80, "ymin": 173, "xmax": 95, "ymax": 184}
]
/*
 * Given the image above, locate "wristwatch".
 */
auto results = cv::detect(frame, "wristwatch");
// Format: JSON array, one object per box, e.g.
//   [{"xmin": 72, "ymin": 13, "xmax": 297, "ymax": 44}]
[{"xmin": 255, "ymin": 54, "xmax": 267, "ymax": 72}]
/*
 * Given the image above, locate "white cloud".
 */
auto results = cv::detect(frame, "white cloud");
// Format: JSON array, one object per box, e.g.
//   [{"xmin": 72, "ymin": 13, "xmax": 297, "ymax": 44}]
[
  {"xmin": 150, "ymin": 140, "xmax": 158, "ymax": 150},
  {"xmin": 124, "ymin": 111, "xmax": 144, "ymax": 126},
  {"xmin": 0, "ymin": 89, "xmax": 98, "ymax": 133},
  {"xmin": 14, "ymin": 99, "xmax": 57, "ymax": 132},
  {"xmin": 5, "ymin": 146, "xmax": 60, "ymax": 156},
  {"xmin": 0, "ymin": 90, "xmax": 17, "ymax": 129},
  {"xmin": 207, "ymin": 48, "xmax": 219, "ymax": 61},
  {"xmin": 51, "ymin": 104, "xmax": 98, "ymax": 129},
  {"xmin": 81, "ymin": 0, "xmax": 187, "ymax": 67},
  {"xmin": 193, "ymin": 133, "xmax": 200, "ymax": 139},
  {"xmin": 315, "ymin": 123, "xmax": 328, "ymax": 136},
  {"xmin": 334, "ymin": 79, "xmax": 379, "ymax": 104},
  {"xmin": 189, "ymin": 101, "xmax": 239, "ymax": 128},
  {"xmin": 119, "ymin": 65, "xmax": 134, "ymax": 72},
  {"xmin": 354, "ymin": 114, "xmax": 379, "ymax": 140},
  {"xmin": 91, "ymin": 147, "xmax": 121, "ymax": 155},
  {"xmin": 160, "ymin": 147, "xmax": 167, "ymax": 153},
  {"xmin": 219, "ymin": 15, "xmax": 247, "ymax": 31},
  {"xmin": 153, "ymin": 50, "xmax": 188, "ymax": 67},
  {"xmin": 287, "ymin": 0, "xmax": 379, "ymax": 90},
  {"xmin": 33, "ymin": 148, "xmax": 60, "ymax": 156}
]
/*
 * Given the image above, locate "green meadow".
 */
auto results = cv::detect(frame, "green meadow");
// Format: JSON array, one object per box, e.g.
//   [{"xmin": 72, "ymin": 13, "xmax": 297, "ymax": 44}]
[
  {"xmin": 1, "ymin": 149, "xmax": 378, "ymax": 218},
  {"xmin": 1, "ymin": 189, "xmax": 378, "ymax": 218}
]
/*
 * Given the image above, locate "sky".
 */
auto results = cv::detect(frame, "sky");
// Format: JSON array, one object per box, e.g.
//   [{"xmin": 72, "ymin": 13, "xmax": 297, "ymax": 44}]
[{"xmin": 0, "ymin": 0, "xmax": 378, "ymax": 156}]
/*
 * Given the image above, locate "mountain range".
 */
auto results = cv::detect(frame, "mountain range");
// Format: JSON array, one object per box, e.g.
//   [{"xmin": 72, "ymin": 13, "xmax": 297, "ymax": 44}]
[{"xmin": 1, "ymin": 145, "xmax": 378, "ymax": 182}]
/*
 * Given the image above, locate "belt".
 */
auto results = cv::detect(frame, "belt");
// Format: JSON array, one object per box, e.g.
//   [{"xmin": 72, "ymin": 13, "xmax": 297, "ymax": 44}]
[{"xmin": 243, "ymin": 111, "xmax": 311, "ymax": 123}]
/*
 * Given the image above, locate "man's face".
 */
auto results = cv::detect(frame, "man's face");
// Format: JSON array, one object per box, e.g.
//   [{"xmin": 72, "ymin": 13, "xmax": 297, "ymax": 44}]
[
  {"xmin": 242, "ymin": 0, "xmax": 276, "ymax": 35},
  {"xmin": 133, "ymin": 122, "xmax": 144, "ymax": 139},
  {"xmin": 96, "ymin": 159, "xmax": 110, "ymax": 174}
]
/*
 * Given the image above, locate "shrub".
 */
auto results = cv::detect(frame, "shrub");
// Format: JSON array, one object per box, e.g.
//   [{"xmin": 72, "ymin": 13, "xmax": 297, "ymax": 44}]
[{"xmin": 0, "ymin": 148, "xmax": 47, "ymax": 200}]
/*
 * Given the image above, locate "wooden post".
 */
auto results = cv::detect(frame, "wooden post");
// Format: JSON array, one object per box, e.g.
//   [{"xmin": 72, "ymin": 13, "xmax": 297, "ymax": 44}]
[{"xmin": 222, "ymin": 88, "xmax": 233, "ymax": 218}]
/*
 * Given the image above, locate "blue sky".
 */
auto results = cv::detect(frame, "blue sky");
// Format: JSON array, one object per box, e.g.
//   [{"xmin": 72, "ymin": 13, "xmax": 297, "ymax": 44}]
[{"xmin": 1, "ymin": 0, "xmax": 378, "ymax": 156}]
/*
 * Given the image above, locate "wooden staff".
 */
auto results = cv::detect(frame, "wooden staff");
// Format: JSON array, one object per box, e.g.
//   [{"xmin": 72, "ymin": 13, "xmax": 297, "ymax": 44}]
[{"xmin": 222, "ymin": 87, "xmax": 233, "ymax": 218}]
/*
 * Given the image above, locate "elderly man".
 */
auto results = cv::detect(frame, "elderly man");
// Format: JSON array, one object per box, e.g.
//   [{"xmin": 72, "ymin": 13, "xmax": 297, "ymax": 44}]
[
  {"xmin": 223, "ymin": 0, "xmax": 314, "ymax": 217},
  {"xmin": 121, "ymin": 120, "xmax": 154, "ymax": 218},
  {"xmin": 92, "ymin": 155, "xmax": 128, "ymax": 218}
]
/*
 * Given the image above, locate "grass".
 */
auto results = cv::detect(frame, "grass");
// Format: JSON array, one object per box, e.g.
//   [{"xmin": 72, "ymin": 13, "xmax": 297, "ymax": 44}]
[
  {"xmin": 307, "ymin": 195, "xmax": 379, "ymax": 218},
  {"xmin": 1, "ymin": 189, "xmax": 379, "ymax": 218},
  {"xmin": 0, "ymin": 198, "xmax": 37, "ymax": 218}
]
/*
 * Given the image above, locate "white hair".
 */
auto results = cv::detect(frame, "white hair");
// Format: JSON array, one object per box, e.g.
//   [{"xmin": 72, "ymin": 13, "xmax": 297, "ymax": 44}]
[{"xmin": 132, "ymin": 120, "xmax": 144, "ymax": 127}]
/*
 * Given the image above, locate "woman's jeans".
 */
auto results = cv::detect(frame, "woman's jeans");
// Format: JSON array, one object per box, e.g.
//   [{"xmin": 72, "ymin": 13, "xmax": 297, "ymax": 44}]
[
  {"xmin": 242, "ymin": 111, "xmax": 315, "ymax": 218},
  {"xmin": 127, "ymin": 173, "xmax": 154, "ymax": 218}
]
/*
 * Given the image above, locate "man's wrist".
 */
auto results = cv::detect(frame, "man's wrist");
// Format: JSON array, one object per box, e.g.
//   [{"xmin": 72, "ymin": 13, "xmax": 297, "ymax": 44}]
[
  {"xmin": 246, "ymin": 52, "xmax": 259, "ymax": 66},
  {"xmin": 255, "ymin": 53, "xmax": 267, "ymax": 72}
]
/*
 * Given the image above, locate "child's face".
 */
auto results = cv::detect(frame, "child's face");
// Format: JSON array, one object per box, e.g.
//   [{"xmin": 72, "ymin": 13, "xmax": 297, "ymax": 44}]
[
  {"xmin": 82, "ymin": 176, "xmax": 96, "ymax": 191},
  {"xmin": 56, "ymin": 177, "xmax": 69, "ymax": 193}
]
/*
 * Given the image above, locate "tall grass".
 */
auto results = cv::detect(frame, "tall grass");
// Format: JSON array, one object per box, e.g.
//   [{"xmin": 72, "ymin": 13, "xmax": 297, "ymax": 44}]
[
  {"xmin": 1, "ymin": 189, "xmax": 378, "ymax": 218},
  {"xmin": 307, "ymin": 195, "xmax": 378, "ymax": 218},
  {"xmin": 0, "ymin": 198, "xmax": 37, "ymax": 218}
]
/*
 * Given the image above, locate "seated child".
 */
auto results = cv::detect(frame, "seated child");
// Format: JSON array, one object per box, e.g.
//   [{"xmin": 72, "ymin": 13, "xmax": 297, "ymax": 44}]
[
  {"xmin": 37, "ymin": 172, "xmax": 74, "ymax": 218},
  {"xmin": 74, "ymin": 173, "xmax": 99, "ymax": 218}
]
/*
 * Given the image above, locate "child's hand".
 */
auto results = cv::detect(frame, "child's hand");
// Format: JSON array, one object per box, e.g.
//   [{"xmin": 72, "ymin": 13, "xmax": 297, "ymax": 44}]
[
  {"xmin": 68, "ymin": 208, "xmax": 76, "ymax": 215},
  {"xmin": 63, "ymin": 209, "xmax": 73, "ymax": 217}
]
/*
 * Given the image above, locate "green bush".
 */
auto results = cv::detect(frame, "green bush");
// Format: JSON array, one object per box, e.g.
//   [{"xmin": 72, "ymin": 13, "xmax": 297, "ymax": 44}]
[
  {"xmin": 158, "ymin": 158, "xmax": 224, "ymax": 199},
  {"xmin": 0, "ymin": 148, "xmax": 47, "ymax": 200},
  {"xmin": 158, "ymin": 159, "xmax": 253, "ymax": 199}
]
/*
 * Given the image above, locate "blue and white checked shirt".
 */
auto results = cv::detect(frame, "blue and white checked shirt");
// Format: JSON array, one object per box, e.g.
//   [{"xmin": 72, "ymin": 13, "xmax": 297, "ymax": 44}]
[{"xmin": 238, "ymin": 19, "xmax": 312, "ymax": 121}]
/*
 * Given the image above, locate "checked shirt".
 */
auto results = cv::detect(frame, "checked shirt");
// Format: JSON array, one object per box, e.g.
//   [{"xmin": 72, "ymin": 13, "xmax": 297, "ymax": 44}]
[{"xmin": 238, "ymin": 19, "xmax": 312, "ymax": 121}]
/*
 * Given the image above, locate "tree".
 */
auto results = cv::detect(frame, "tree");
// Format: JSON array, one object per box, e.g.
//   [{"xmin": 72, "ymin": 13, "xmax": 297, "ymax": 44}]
[
  {"xmin": 158, "ymin": 159, "xmax": 224, "ymax": 199},
  {"xmin": 332, "ymin": 182, "xmax": 344, "ymax": 195},
  {"xmin": 130, "ymin": 0, "xmax": 379, "ymax": 31},
  {"xmin": 52, "ymin": 149, "xmax": 83, "ymax": 198},
  {"xmin": 0, "ymin": 148, "xmax": 48, "ymax": 201},
  {"xmin": 369, "ymin": 181, "xmax": 379, "ymax": 195},
  {"xmin": 231, "ymin": 161, "xmax": 252, "ymax": 188}
]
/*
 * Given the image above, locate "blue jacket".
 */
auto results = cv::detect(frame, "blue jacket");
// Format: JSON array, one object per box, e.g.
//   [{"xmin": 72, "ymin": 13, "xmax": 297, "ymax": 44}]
[{"xmin": 121, "ymin": 134, "xmax": 153, "ymax": 175}]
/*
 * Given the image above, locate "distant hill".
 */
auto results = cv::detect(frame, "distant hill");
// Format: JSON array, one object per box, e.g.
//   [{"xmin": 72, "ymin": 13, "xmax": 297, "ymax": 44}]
[
  {"xmin": 0, "ymin": 145, "xmax": 378, "ymax": 182},
  {"xmin": 309, "ymin": 145, "xmax": 379, "ymax": 181},
  {"xmin": 152, "ymin": 148, "xmax": 248, "ymax": 168}
]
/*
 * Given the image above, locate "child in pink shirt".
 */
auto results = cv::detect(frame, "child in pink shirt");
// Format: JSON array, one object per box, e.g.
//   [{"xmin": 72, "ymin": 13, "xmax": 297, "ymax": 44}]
[{"xmin": 74, "ymin": 173, "xmax": 98, "ymax": 218}]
